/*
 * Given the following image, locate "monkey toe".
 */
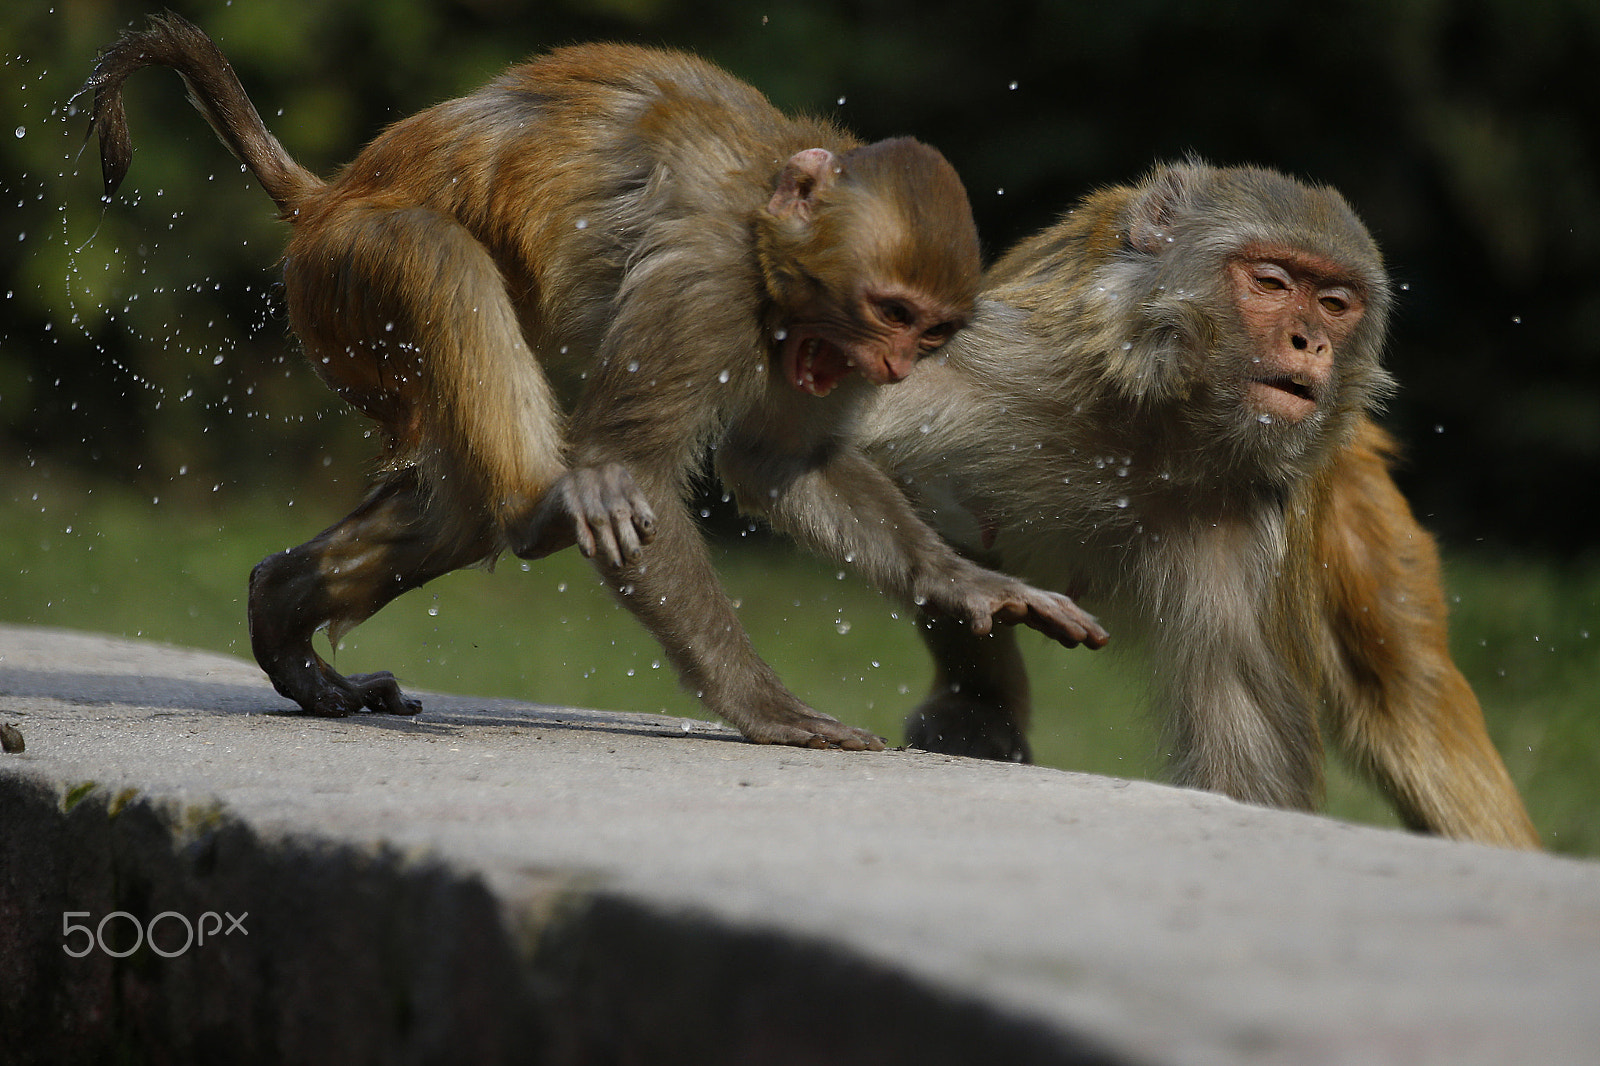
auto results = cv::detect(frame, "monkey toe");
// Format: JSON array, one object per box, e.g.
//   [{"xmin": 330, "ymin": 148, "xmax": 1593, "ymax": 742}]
[
  {"xmin": 297, "ymin": 691, "xmax": 363, "ymax": 718},
  {"xmin": 346, "ymin": 671, "xmax": 423, "ymax": 716}
]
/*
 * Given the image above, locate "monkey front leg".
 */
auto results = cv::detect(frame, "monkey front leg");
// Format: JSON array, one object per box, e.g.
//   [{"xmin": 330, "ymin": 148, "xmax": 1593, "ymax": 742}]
[
  {"xmin": 720, "ymin": 437, "xmax": 1108, "ymax": 651},
  {"xmin": 904, "ymin": 615, "xmax": 1034, "ymax": 762},
  {"xmin": 587, "ymin": 490, "xmax": 885, "ymax": 751}
]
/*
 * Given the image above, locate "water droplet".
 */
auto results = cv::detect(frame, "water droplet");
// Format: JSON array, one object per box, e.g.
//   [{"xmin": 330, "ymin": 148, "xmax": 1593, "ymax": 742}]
[
  {"xmin": 834, "ymin": 620, "xmax": 851, "ymax": 635},
  {"xmin": 1008, "ymin": 80, "xmax": 1019, "ymax": 90},
  {"xmin": 1257, "ymin": 413, "xmax": 1274, "ymax": 424},
  {"xmin": 13, "ymin": 126, "xmax": 24, "ymax": 139},
  {"xmin": 575, "ymin": 218, "xmax": 589, "ymax": 230}
]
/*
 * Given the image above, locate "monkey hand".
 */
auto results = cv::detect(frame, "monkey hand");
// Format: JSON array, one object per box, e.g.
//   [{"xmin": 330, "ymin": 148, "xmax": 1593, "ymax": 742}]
[
  {"xmin": 927, "ymin": 571, "xmax": 1109, "ymax": 650},
  {"xmin": 507, "ymin": 464, "xmax": 657, "ymax": 569},
  {"xmin": 722, "ymin": 692, "xmax": 888, "ymax": 751}
]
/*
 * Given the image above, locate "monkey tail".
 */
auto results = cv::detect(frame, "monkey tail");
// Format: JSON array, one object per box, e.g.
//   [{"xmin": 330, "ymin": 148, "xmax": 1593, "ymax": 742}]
[{"xmin": 83, "ymin": 13, "xmax": 322, "ymax": 215}]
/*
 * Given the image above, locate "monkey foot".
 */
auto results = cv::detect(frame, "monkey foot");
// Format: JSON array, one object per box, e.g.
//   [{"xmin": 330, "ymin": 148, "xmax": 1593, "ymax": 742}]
[
  {"xmin": 277, "ymin": 667, "xmax": 422, "ymax": 718},
  {"xmin": 904, "ymin": 703, "xmax": 1031, "ymax": 763},
  {"xmin": 342, "ymin": 671, "xmax": 424, "ymax": 716}
]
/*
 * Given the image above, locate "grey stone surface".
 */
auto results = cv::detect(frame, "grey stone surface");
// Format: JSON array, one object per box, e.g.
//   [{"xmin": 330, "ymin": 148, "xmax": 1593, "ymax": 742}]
[{"xmin": 2, "ymin": 623, "xmax": 1598, "ymax": 1064}]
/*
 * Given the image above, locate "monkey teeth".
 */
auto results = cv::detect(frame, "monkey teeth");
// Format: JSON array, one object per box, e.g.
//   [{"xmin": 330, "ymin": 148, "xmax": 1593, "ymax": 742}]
[{"xmin": 786, "ymin": 334, "xmax": 850, "ymax": 397}]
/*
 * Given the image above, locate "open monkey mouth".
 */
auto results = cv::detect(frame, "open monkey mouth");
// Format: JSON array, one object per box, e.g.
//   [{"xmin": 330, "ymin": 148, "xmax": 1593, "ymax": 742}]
[
  {"xmin": 1248, "ymin": 373, "xmax": 1318, "ymax": 421},
  {"xmin": 781, "ymin": 332, "xmax": 855, "ymax": 397}
]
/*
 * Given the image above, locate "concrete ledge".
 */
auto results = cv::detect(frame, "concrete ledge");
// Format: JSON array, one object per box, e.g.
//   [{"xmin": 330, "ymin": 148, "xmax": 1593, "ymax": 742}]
[{"xmin": 2, "ymin": 624, "xmax": 1598, "ymax": 1064}]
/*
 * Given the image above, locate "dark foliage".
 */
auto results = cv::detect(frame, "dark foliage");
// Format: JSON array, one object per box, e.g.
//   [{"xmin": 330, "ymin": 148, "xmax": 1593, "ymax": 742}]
[{"xmin": 5, "ymin": 0, "xmax": 1597, "ymax": 551}]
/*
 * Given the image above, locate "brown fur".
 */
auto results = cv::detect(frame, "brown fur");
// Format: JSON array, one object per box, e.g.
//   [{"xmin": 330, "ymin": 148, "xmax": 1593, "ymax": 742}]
[
  {"xmin": 858, "ymin": 161, "xmax": 1538, "ymax": 847},
  {"xmin": 84, "ymin": 15, "xmax": 1105, "ymax": 746}
]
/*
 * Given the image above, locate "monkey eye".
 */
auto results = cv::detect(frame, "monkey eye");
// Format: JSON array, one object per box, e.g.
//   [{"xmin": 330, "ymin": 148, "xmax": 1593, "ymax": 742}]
[
  {"xmin": 919, "ymin": 322, "xmax": 956, "ymax": 349},
  {"xmin": 874, "ymin": 298, "xmax": 913, "ymax": 327},
  {"xmin": 1254, "ymin": 274, "xmax": 1289, "ymax": 291},
  {"xmin": 1319, "ymin": 293, "xmax": 1351, "ymax": 314}
]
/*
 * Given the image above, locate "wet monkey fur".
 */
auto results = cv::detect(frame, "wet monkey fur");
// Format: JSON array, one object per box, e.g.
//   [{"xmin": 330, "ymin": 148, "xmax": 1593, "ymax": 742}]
[
  {"xmin": 84, "ymin": 15, "xmax": 1106, "ymax": 748},
  {"xmin": 858, "ymin": 161, "xmax": 1538, "ymax": 847}
]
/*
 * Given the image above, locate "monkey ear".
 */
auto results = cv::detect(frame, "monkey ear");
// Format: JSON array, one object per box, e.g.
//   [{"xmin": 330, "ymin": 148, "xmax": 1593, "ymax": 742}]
[
  {"xmin": 1124, "ymin": 163, "xmax": 1203, "ymax": 255},
  {"xmin": 767, "ymin": 148, "xmax": 839, "ymax": 223}
]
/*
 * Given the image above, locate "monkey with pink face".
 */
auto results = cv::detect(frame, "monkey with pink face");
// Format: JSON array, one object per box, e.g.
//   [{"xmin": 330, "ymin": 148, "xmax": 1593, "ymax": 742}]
[{"xmin": 859, "ymin": 161, "xmax": 1538, "ymax": 848}]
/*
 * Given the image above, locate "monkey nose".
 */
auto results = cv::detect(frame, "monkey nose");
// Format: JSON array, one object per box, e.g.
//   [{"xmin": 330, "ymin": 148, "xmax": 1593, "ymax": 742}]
[
  {"xmin": 882, "ymin": 357, "xmax": 916, "ymax": 383},
  {"xmin": 1290, "ymin": 331, "xmax": 1331, "ymax": 358}
]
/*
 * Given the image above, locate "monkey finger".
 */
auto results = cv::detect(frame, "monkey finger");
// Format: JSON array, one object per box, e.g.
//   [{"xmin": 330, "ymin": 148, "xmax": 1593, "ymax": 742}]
[
  {"xmin": 630, "ymin": 501, "xmax": 657, "ymax": 544},
  {"xmin": 613, "ymin": 514, "xmax": 646, "ymax": 563},
  {"xmin": 748, "ymin": 711, "xmax": 886, "ymax": 751},
  {"xmin": 1026, "ymin": 595, "xmax": 1109, "ymax": 650},
  {"xmin": 589, "ymin": 520, "xmax": 627, "ymax": 570},
  {"xmin": 570, "ymin": 519, "xmax": 599, "ymax": 562}
]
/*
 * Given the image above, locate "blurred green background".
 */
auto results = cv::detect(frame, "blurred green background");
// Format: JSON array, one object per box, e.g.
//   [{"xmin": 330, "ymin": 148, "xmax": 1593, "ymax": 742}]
[{"xmin": 3, "ymin": 0, "xmax": 1597, "ymax": 852}]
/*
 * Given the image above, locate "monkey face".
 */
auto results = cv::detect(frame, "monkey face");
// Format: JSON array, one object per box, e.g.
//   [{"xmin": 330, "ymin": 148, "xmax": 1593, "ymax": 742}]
[
  {"xmin": 776, "ymin": 284, "xmax": 965, "ymax": 396},
  {"xmin": 1228, "ymin": 245, "xmax": 1368, "ymax": 427}
]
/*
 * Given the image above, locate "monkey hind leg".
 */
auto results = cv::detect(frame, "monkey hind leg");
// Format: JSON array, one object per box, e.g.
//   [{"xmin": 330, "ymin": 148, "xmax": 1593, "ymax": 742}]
[
  {"xmin": 904, "ymin": 615, "xmax": 1033, "ymax": 762},
  {"xmin": 248, "ymin": 470, "xmax": 496, "ymax": 717},
  {"xmin": 282, "ymin": 201, "xmax": 569, "ymax": 547}
]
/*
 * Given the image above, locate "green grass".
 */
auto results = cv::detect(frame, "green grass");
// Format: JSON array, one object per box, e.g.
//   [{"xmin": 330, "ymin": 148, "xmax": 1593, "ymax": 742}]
[{"xmin": 4, "ymin": 474, "xmax": 1597, "ymax": 855}]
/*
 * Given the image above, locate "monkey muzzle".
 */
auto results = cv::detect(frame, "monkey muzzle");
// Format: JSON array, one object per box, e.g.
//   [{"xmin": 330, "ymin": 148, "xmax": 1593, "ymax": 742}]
[
  {"xmin": 1249, "ymin": 371, "xmax": 1322, "ymax": 423},
  {"xmin": 781, "ymin": 332, "xmax": 856, "ymax": 397}
]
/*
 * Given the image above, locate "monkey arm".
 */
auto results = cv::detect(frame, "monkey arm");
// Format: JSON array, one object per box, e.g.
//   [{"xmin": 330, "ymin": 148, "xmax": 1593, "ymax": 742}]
[
  {"xmin": 1312, "ymin": 422, "xmax": 1539, "ymax": 847},
  {"xmin": 716, "ymin": 420, "xmax": 1107, "ymax": 651},
  {"xmin": 576, "ymin": 466, "xmax": 886, "ymax": 751}
]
